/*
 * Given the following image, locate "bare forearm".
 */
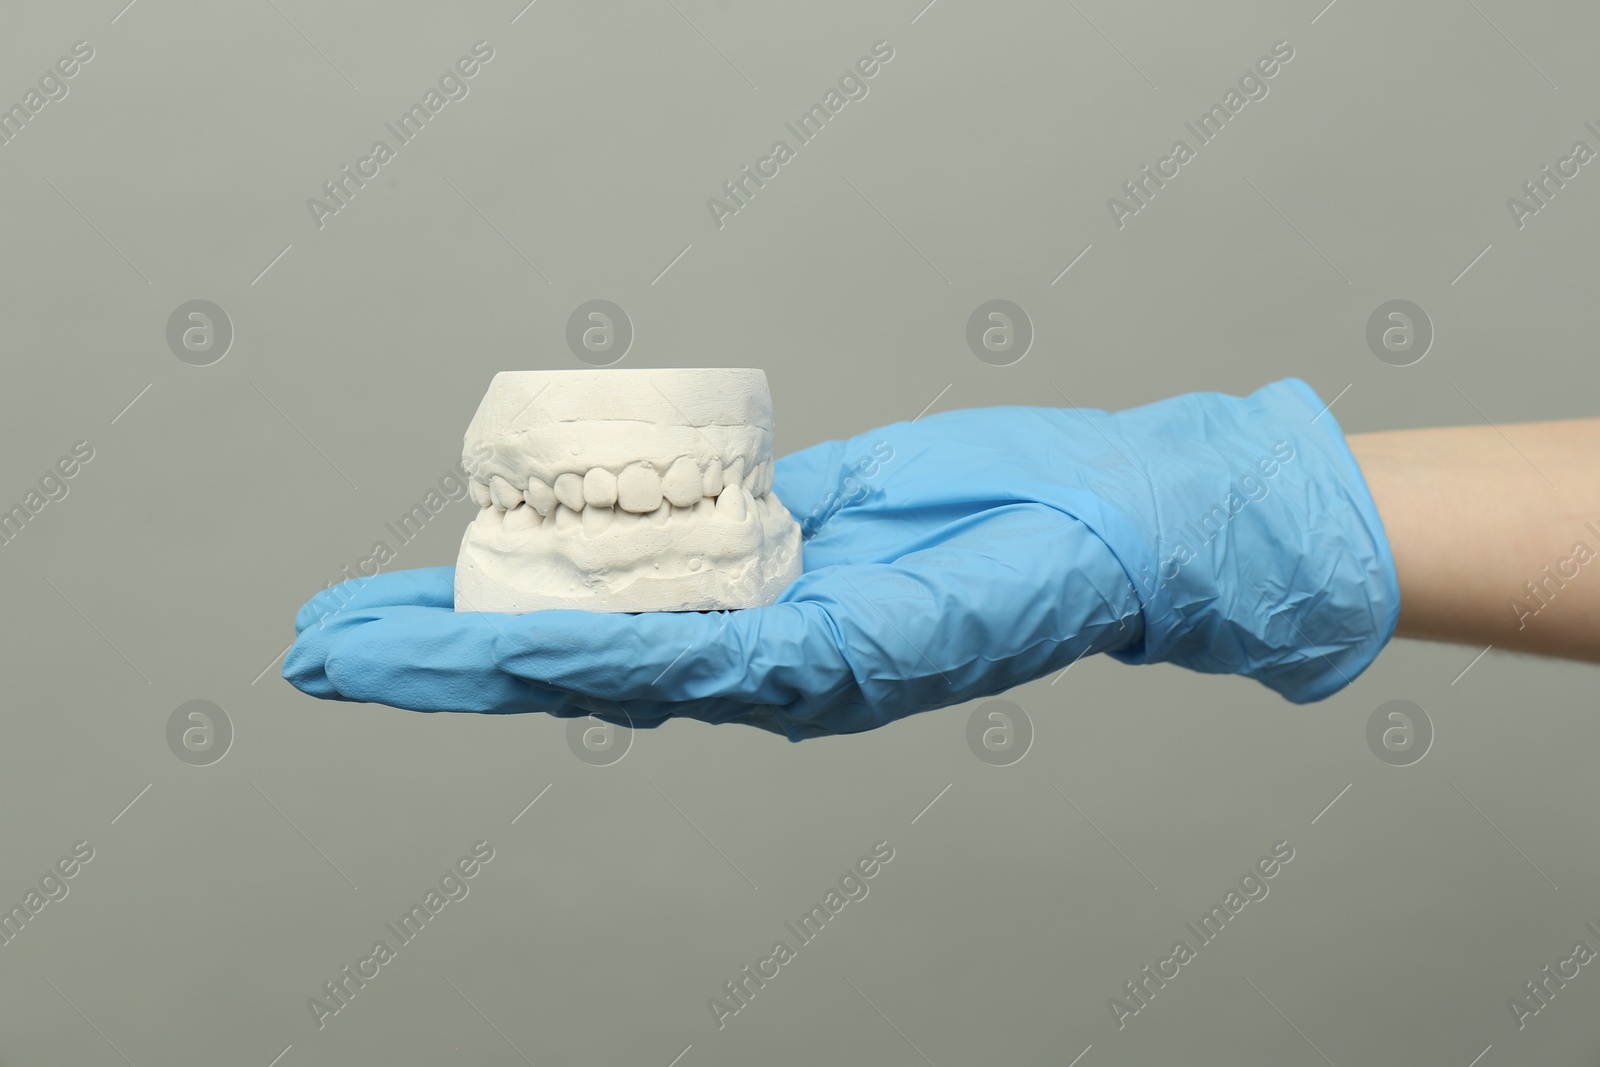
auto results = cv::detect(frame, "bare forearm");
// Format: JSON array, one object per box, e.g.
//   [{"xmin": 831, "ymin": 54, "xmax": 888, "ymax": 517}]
[{"xmin": 1347, "ymin": 420, "xmax": 1600, "ymax": 661}]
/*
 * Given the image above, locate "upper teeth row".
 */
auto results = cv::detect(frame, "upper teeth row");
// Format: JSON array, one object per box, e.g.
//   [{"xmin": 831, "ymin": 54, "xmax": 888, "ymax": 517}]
[{"xmin": 471, "ymin": 457, "xmax": 773, "ymax": 515}]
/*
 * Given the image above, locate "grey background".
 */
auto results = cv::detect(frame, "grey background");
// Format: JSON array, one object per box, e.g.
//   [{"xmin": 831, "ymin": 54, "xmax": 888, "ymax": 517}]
[{"xmin": 2, "ymin": 0, "xmax": 1597, "ymax": 1063}]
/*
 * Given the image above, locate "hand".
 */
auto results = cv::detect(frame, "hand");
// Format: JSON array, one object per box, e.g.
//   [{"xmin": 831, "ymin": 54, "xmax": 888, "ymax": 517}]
[{"xmin": 283, "ymin": 378, "xmax": 1400, "ymax": 739}]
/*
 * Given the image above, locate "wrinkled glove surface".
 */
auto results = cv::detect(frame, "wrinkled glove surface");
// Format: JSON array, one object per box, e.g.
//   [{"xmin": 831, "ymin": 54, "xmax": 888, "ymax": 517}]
[{"xmin": 284, "ymin": 378, "xmax": 1400, "ymax": 739}]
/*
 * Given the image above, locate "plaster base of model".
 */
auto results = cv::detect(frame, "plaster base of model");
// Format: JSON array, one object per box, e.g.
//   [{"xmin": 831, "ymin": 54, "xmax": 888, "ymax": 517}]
[{"xmin": 453, "ymin": 368, "xmax": 803, "ymax": 614}]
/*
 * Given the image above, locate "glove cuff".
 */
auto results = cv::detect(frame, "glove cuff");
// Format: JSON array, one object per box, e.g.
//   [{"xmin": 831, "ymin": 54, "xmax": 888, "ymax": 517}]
[{"xmin": 1100, "ymin": 378, "xmax": 1402, "ymax": 702}]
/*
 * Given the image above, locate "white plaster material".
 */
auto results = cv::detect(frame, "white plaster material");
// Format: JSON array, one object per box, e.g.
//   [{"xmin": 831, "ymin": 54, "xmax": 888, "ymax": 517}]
[{"xmin": 454, "ymin": 368, "xmax": 803, "ymax": 614}]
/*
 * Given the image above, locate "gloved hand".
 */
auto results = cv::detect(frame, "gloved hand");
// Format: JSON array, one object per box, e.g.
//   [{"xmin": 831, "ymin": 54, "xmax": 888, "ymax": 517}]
[{"xmin": 283, "ymin": 378, "xmax": 1400, "ymax": 740}]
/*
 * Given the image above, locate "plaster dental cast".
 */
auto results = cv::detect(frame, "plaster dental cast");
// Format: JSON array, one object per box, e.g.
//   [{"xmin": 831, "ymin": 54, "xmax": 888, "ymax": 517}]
[
  {"xmin": 453, "ymin": 369, "xmax": 801, "ymax": 614},
  {"xmin": 284, "ymin": 376, "xmax": 1600, "ymax": 740}
]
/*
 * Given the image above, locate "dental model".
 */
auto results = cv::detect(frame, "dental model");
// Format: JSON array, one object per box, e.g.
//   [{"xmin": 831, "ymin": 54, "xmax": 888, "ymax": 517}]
[{"xmin": 454, "ymin": 368, "xmax": 804, "ymax": 614}]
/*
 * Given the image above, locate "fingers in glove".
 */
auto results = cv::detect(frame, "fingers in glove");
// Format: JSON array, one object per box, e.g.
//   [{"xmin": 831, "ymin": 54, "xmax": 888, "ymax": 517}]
[{"xmin": 294, "ymin": 567, "xmax": 456, "ymax": 634}]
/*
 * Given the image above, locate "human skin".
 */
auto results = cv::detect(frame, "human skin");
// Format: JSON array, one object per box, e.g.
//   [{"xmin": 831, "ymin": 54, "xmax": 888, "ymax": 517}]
[{"xmin": 1347, "ymin": 420, "xmax": 1600, "ymax": 662}]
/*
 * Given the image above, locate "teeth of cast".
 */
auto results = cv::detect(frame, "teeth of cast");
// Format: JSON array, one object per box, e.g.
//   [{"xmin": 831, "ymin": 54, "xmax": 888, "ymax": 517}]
[
  {"xmin": 503, "ymin": 501, "xmax": 541, "ymax": 533},
  {"xmin": 616, "ymin": 462, "xmax": 663, "ymax": 513},
  {"xmin": 582, "ymin": 468, "xmax": 618, "ymax": 509},
  {"xmin": 661, "ymin": 456, "xmax": 701, "ymax": 508},
  {"xmin": 553, "ymin": 472, "xmax": 585, "ymax": 511},
  {"xmin": 475, "ymin": 491, "xmax": 766, "ymax": 534},
  {"xmin": 489, "ymin": 475, "xmax": 522, "ymax": 511},
  {"xmin": 523, "ymin": 478, "xmax": 556, "ymax": 517},
  {"xmin": 715, "ymin": 484, "xmax": 748, "ymax": 520},
  {"xmin": 581, "ymin": 504, "xmax": 612, "ymax": 536},
  {"xmin": 724, "ymin": 457, "xmax": 747, "ymax": 495},
  {"xmin": 701, "ymin": 458, "xmax": 723, "ymax": 498},
  {"xmin": 473, "ymin": 457, "xmax": 773, "ymax": 522}
]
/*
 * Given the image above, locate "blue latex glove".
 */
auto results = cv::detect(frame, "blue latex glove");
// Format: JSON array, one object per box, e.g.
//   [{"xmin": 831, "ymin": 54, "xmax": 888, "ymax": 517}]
[{"xmin": 283, "ymin": 378, "xmax": 1400, "ymax": 740}]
